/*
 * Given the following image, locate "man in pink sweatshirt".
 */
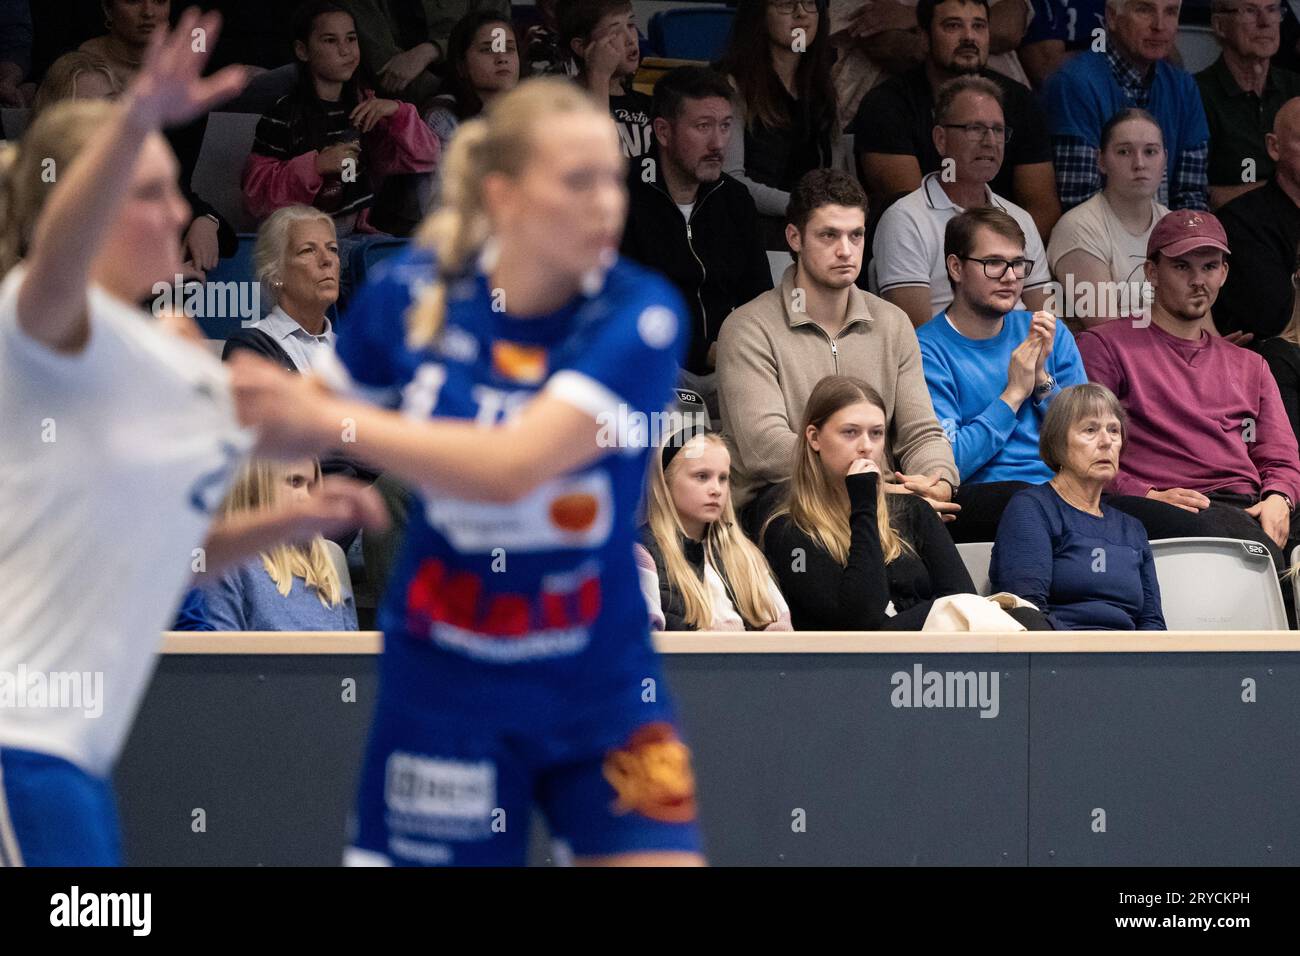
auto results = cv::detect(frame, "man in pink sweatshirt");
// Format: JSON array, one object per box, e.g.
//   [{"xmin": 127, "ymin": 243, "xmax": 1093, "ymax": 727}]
[{"xmin": 1077, "ymin": 209, "xmax": 1300, "ymax": 594}]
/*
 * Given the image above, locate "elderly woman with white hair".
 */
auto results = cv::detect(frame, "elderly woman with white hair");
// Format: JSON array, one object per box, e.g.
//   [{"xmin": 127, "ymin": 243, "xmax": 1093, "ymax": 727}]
[{"xmin": 223, "ymin": 204, "xmax": 341, "ymax": 373}]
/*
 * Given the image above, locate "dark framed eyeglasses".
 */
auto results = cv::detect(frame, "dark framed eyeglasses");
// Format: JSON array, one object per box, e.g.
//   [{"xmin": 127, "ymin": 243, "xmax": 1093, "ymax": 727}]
[
  {"xmin": 960, "ymin": 255, "xmax": 1032, "ymax": 279},
  {"xmin": 941, "ymin": 122, "xmax": 1013, "ymax": 144}
]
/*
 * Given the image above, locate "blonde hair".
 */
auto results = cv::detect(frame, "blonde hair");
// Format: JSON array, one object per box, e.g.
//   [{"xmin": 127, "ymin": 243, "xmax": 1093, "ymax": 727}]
[
  {"xmin": 32, "ymin": 51, "xmax": 121, "ymax": 119},
  {"xmin": 645, "ymin": 432, "xmax": 784, "ymax": 629},
  {"xmin": 254, "ymin": 205, "xmax": 338, "ymax": 309},
  {"xmin": 219, "ymin": 458, "xmax": 345, "ymax": 608},
  {"xmin": 405, "ymin": 76, "xmax": 610, "ymax": 348},
  {"xmin": 761, "ymin": 376, "xmax": 912, "ymax": 566},
  {"xmin": 0, "ymin": 99, "xmax": 117, "ymax": 277}
]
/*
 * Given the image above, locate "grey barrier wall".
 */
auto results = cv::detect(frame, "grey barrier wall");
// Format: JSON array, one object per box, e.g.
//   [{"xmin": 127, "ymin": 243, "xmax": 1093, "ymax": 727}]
[{"xmin": 113, "ymin": 648, "xmax": 1300, "ymax": 866}]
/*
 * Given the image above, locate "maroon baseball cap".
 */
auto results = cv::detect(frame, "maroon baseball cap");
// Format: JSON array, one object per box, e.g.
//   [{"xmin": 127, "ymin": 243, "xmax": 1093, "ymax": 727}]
[{"xmin": 1147, "ymin": 210, "xmax": 1231, "ymax": 258}]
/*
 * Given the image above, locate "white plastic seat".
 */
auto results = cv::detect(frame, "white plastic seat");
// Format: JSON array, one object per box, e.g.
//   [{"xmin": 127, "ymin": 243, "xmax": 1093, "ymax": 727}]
[
  {"xmin": 956, "ymin": 541, "xmax": 994, "ymax": 597},
  {"xmin": 1150, "ymin": 537, "xmax": 1287, "ymax": 630}
]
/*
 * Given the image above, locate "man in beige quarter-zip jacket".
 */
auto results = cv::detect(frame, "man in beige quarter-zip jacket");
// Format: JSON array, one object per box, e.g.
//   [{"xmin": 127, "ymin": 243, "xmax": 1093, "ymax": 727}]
[{"xmin": 717, "ymin": 170, "xmax": 959, "ymax": 527}]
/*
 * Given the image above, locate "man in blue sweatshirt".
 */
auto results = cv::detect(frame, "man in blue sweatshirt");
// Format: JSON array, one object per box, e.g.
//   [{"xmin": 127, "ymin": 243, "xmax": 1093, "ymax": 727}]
[{"xmin": 918, "ymin": 206, "xmax": 1087, "ymax": 542}]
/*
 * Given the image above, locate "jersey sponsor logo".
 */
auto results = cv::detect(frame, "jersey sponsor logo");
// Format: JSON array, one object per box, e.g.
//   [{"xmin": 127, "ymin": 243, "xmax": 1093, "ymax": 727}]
[
  {"xmin": 423, "ymin": 470, "xmax": 613, "ymax": 551},
  {"xmin": 385, "ymin": 753, "xmax": 495, "ymax": 819},
  {"xmin": 601, "ymin": 722, "xmax": 697, "ymax": 823},
  {"xmin": 384, "ymin": 753, "xmax": 496, "ymax": 843},
  {"xmin": 404, "ymin": 557, "xmax": 602, "ymax": 662},
  {"xmin": 491, "ymin": 340, "xmax": 548, "ymax": 384}
]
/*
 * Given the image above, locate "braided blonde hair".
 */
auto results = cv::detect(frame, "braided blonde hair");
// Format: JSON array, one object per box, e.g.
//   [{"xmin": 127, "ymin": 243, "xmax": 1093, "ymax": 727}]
[{"xmin": 405, "ymin": 77, "xmax": 609, "ymax": 348}]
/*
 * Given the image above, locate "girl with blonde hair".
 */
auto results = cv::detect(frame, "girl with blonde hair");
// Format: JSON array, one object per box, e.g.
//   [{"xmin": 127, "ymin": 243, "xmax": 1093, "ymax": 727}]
[
  {"xmin": 203, "ymin": 458, "xmax": 358, "ymax": 631},
  {"xmin": 636, "ymin": 429, "xmax": 790, "ymax": 631},
  {"xmin": 761, "ymin": 375, "xmax": 1049, "ymax": 630},
  {"xmin": 230, "ymin": 76, "xmax": 706, "ymax": 866}
]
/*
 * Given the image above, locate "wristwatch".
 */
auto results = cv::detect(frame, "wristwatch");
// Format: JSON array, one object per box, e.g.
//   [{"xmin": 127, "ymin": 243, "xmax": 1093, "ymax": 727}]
[{"xmin": 1033, "ymin": 375, "xmax": 1055, "ymax": 397}]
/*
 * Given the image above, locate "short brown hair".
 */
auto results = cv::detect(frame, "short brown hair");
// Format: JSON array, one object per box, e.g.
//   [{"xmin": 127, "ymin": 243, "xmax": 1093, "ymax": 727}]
[
  {"xmin": 943, "ymin": 206, "xmax": 1025, "ymax": 262},
  {"xmin": 1039, "ymin": 384, "xmax": 1128, "ymax": 473},
  {"xmin": 933, "ymin": 74, "xmax": 1003, "ymax": 125},
  {"xmin": 785, "ymin": 169, "xmax": 867, "ymax": 232}
]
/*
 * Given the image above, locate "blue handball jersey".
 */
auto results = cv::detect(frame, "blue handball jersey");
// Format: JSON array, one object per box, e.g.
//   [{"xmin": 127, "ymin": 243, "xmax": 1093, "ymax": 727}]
[{"xmin": 335, "ymin": 245, "xmax": 687, "ymax": 724}]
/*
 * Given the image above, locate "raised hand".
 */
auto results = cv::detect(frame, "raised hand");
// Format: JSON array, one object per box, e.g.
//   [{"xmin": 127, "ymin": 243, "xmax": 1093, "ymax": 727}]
[{"xmin": 125, "ymin": 7, "xmax": 249, "ymax": 132}]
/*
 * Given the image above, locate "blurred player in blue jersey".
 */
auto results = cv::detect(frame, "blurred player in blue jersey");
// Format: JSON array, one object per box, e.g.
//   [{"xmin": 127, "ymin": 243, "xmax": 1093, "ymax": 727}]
[
  {"xmin": 0, "ymin": 11, "xmax": 386, "ymax": 867},
  {"xmin": 230, "ymin": 77, "xmax": 706, "ymax": 866}
]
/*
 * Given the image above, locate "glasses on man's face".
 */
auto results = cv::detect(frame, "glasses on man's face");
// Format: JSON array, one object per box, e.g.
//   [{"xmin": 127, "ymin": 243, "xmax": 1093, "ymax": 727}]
[
  {"xmin": 770, "ymin": 0, "xmax": 819, "ymax": 13},
  {"xmin": 1220, "ymin": 3, "xmax": 1283, "ymax": 21},
  {"xmin": 961, "ymin": 255, "xmax": 1032, "ymax": 279},
  {"xmin": 942, "ymin": 122, "xmax": 1013, "ymax": 144}
]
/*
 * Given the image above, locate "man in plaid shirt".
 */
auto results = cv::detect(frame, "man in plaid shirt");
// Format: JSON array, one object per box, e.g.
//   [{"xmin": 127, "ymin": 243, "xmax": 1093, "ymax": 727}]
[{"xmin": 1042, "ymin": 0, "xmax": 1209, "ymax": 210}]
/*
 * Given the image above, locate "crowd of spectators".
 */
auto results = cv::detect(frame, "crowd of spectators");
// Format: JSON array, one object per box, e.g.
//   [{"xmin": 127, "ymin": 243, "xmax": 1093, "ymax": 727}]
[{"xmin": 6, "ymin": 0, "xmax": 1300, "ymax": 633}]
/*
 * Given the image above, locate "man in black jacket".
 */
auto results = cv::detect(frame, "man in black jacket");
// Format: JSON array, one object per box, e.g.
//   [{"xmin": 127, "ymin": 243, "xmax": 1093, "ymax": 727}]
[{"xmin": 621, "ymin": 66, "xmax": 773, "ymax": 422}]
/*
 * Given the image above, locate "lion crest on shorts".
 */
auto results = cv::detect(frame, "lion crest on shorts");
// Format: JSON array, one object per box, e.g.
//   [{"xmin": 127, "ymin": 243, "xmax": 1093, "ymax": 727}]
[{"xmin": 601, "ymin": 722, "xmax": 697, "ymax": 823}]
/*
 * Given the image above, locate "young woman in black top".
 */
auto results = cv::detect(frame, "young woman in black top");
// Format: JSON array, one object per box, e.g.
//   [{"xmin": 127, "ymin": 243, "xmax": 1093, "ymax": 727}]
[{"xmin": 761, "ymin": 375, "xmax": 1048, "ymax": 630}]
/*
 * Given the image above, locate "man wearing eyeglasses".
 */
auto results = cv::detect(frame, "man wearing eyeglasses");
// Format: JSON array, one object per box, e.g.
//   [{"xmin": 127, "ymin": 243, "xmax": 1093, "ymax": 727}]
[
  {"xmin": 1195, "ymin": 0, "xmax": 1300, "ymax": 209},
  {"xmin": 851, "ymin": 0, "xmax": 1060, "ymax": 241},
  {"xmin": 871, "ymin": 74, "xmax": 1053, "ymax": 328},
  {"xmin": 916, "ymin": 206, "xmax": 1087, "ymax": 541},
  {"xmin": 1042, "ymin": 0, "xmax": 1210, "ymax": 211}
]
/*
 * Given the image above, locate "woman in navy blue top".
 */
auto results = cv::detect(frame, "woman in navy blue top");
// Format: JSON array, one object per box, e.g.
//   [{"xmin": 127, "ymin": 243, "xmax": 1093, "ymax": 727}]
[{"xmin": 991, "ymin": 383, "xmax": 1166, "ymax": 629}]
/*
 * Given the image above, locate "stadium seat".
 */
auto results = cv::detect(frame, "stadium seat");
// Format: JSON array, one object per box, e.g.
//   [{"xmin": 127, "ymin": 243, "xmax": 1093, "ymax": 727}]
[
  {"xmin": 192, "ymin": 111, "xmax": 262, "ymax": 233},
  {"xmin": 197, "ymin": 232, "xmax": 260, "ymax": 339},
  {"xmin": 1150, "ymin": 537, "xmax": 1288, "ymax": 630},
  {"xmin": 956, "ymin": 541, "xmax": 994, "ymax": 597},
  {"xmin": 346, "ymin": 237, "xmax": 410, "ymax": 290},
  {"xmin": 767, "ymin": 250, "xmax": 793, "ymax": 285},
  {"xmin": 648, "ymin": 6, "xmax": 735, "ymax": 61},
  {"xmin": 323, "ymin": 538, "xmax": 354, "ymax": 602}
]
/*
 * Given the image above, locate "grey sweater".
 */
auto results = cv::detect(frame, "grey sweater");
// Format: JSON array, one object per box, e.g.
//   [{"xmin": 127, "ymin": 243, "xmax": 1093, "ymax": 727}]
[{"xmin": 717, "ymin": 265, "xmax": 958, "ymax": 508}]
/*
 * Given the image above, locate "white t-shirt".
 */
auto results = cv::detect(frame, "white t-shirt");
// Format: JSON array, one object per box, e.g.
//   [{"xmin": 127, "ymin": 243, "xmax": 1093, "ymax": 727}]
[
  {"xmin": 870, "ymin": 172, "xmax": 1052, "ymax": 321},
  {"xmin": 676, "ymin": 202, "xmax": 695, "ymax": 221},
  {"xmin": 0, "ymin": 266, "xmax": 251, "ymax": 776},
  {"xmin": 1046, "ymin": 192, "xmax": 1169, "ymax": 287}
]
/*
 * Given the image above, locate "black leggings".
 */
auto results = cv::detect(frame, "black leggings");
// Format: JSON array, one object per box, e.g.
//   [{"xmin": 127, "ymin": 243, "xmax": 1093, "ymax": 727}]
[{"xmin": 948, "ymin": 481, "xmax": 1033, "ymax": 544}]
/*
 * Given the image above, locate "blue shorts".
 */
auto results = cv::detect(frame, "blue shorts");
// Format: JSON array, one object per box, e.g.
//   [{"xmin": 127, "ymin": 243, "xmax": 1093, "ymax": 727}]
[
  {"xmin": 0, "ymin": 747, "xmax": 122, "ymax": 866},
  {"xmin": 347, "ymin": 684, "xmax": 704, "ymax": 866}
]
